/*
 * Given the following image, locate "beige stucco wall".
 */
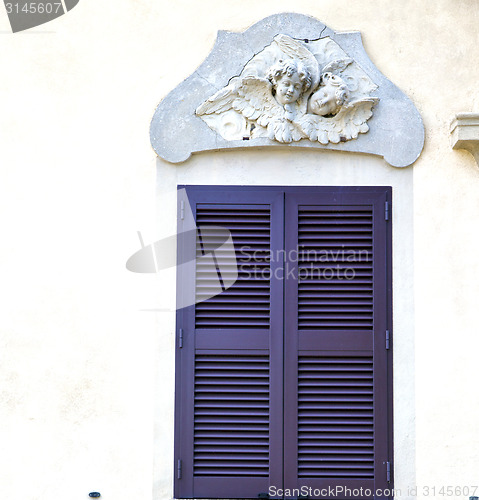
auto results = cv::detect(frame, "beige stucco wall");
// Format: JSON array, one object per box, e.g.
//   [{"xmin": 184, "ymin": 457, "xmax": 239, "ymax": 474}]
[{"xmin": 1, "ymin": 2, "xmax": 478, "ymax": 500}]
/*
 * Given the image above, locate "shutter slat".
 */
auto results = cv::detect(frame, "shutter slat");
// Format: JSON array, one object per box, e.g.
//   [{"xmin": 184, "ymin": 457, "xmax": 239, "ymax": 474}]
[
  {"xmin": 298, "ymin": 423, "xmax": 373, "ymax": 429},
  {"xmin": 299, "ymin": 452, "xmax": 374, "ymax": 458},
  {"xmin": 299, "ymin": 357, "xmax": 372, "ymax": 363},
  {"xmin": 298, "ymin": 300, "xmax": 372, "ymax": 306},
  {"xmin": 195, "ymin": 439, "xmax": 269, "ymax": 446},
  {"xmin": 196, "ymin": 310, "xmax": 271, "ymax": 317},
  {"xmin": 195, "ymin": 432, "xmax": 270, "ymax": 438},
  {"xmin": 299, "ymin": 280, "xmax": 373, "ymax": 285},
  {"xmin": 195, "ymin": 448, "xmax": 269, "ymax": 454},
  {"xmin": 195, "ymin": 297, "xmax": 270, "ymax": 304},
  {"xmin": 195, "ymin": 363, "xmax": 270, "ymax": 370},
  {"xmin": 299, "ymin": 227, "xmax": 372, "ymax": 233},
  {"xmin": 195, "ymin": 425, "xmax": 269, "ymax": 431},
  {"xmin": 299, "ymin": 435, "xmax": 374, "ymax": 441},
  {"xmin": 195, "ymin": 320, "xmax": 270, "ymax": 327},
  {"xmin": 195, "ymin": 395, "xmax": 269, "ymax": 401},
  {"xmin": 195, "ymin": 417, "xmax": 270, "ymax": 423},
  {"xmin": 195, "ymin": 454, "xmax": 270, "ymax": 460},
  {"xmin": 299, "ymin": 460, "xmax": 374, "ymax": 465},
  {"xmin": 298, "ymin": 386, "xmax": 373, "ymax": 403},
  {"xmin": 301, "ymin": 411, "xmax": 373, "ymax": 422},
  {"xmin": 298, "ymin": 322, "xmax": 373, "ymax": 328},
  {"xmin": 299, "ymin": 286, "xmax": 372, "ymax": 292},
  {"xmin": 194, "ymin": 469, "xmax": 269, "ymax": 476},
  {"xmin": 298, "ymin": 397, "xmax": 373, "ymax": 403}
]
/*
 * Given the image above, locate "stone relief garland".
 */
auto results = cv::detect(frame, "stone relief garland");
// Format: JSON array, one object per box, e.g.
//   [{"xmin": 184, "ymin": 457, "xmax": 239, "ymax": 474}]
[{"xmin": 196, "ymin": 34, "xmax": 379, "ymax": 144}]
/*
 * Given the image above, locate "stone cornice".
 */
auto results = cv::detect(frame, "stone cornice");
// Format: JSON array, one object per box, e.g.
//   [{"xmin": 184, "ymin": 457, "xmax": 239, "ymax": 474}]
[{"xmin": 450, "ymin": 113, "xmax": 479, "ymax": 166}]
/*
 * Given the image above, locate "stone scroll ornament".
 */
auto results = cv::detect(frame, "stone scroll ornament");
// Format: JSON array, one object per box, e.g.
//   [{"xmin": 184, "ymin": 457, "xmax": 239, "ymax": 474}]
[
  {"xmin": 150, "ymin": 14, "xmax": 424, "ymax": 167},
  {"xmin": 196, "ymin": 34, "xmax": 379, "ymax": 145}
]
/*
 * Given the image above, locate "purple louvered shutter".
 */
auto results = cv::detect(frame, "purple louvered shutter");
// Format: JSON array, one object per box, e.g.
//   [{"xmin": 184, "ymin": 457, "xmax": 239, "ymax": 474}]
[
  {"xmin": 283, "ymin": 187, "xmax": 392, "ymax": 499},
  {"xmin": 174, "ymin": 187, "xmax": 284, "ymax": 499},
  {"xmin": 174, "ymin": 186, "xmax": 392, "ymax": 500}
]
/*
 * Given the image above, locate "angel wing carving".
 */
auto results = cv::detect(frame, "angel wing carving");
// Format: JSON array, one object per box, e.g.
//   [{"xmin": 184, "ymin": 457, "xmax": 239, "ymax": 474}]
[
  {"xmin": 321, "ymin": 58, "xmax": 353, "ymax": 76},
  {"xmin": 233, "ymin": 77, "xmax": 283, "ymax": 125},
  {"xmin": 273, "ymin": 34, "xmax": 320, "ymax": 93},
  {"xmin": 195, "ymin": 78, "xmax": 241, "ymax": 116},
  {"xmin": 334, "ymin": 98, "xmax": 379, "ymax": 138},
  {"xmin": 299, "ymin": 97, "xmax": 379, "ymax": 144}
]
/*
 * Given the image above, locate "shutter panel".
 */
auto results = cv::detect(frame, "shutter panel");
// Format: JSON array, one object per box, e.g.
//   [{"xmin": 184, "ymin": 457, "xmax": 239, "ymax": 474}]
[
  {"xmin": 283, "ymin": 188, "xmax": 391, "ymax": 499},
  {"xmin": 175, "ymin": 187, "xmax": 284, "ymax": 499},
  {"xmin": 296, "ymin": 354, "xmax": 375, "ymax": 479},
  {"xmin": 195, "ymin": 206, "xmax": 272, "ymax": 328},
  {"xmin": 296, "ymin": 206, "xmax": 374, "ymax": 330}
]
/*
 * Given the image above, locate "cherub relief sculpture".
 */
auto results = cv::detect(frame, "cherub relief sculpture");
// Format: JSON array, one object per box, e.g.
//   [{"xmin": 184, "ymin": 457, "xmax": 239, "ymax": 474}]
[{"xmin": 196, "ymin": 34, "xmax": 379, "ymax": 145}]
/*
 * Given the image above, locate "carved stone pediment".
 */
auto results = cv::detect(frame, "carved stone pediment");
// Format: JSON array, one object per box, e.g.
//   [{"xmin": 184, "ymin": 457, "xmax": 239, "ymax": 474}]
[{"xmin": 150, "ymin": 13, "xmax": 424, "ymax": 167}]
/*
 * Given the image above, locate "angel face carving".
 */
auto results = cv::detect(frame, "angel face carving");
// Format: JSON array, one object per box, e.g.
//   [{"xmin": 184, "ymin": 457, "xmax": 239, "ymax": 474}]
[
  {"xmin": 196, "ymin": 34, "xmax": 379, "ymax": 145},
  {"xmin": 307, "ymin": 72, "xmax": 349, "ymax": 117},
  {"xmin": 268, "ymin": 59, "xmax": 312, "ymax": 106},
  {"xmin": 275, "ymin": 73, "xmax": 302, "ymax": 104}
]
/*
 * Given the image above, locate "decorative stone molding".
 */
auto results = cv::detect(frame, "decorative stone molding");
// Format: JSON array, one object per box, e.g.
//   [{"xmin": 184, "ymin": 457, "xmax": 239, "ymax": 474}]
[
  {"xmin": 150, "ymin": 13, "xmax": 424, "ymax": 168},
  {"xmin": 450, "ymin": 113, "xmax": 479, "ymax": 166}
]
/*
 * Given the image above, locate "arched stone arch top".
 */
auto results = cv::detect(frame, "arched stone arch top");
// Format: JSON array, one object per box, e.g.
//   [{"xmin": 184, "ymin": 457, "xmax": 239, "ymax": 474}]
[{"xmin": 150, "ymin": 13, "xmax": 424, "ymax": 168}]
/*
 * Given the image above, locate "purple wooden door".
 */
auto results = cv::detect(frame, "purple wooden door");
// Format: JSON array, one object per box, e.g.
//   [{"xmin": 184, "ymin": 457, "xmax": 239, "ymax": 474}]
[{"xmin": 174, "ymin": 186, "xmax": 392, "ymax": 500}]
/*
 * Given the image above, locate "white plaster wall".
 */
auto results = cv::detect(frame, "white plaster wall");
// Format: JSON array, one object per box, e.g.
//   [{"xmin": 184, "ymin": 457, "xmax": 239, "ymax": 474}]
[{"xmin": 1, "ymin": 2, "xmax": 478, "ymax": 500}]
